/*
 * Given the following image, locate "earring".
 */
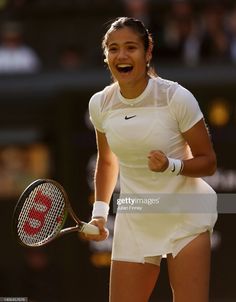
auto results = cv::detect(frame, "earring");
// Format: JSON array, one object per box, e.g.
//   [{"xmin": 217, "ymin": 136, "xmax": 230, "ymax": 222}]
[{"xmin": 104, "ymin": 58, "xmax": 108, "ymax": 63}]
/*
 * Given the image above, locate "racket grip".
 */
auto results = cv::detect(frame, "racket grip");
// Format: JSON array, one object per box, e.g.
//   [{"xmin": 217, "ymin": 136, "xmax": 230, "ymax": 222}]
[{"xmin": 81, "ymin": 223, "xmax": 100, "ymax": 235}]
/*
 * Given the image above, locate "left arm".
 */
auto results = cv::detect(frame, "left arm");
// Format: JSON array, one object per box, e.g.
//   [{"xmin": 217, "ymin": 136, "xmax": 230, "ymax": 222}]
[
  {"xmin": 180, "ymin": 118, "xmax": 217, "ymax": 177},
  {"xmin": 148, "ymin": 119, "xmax": 217, "ymax": 177}
]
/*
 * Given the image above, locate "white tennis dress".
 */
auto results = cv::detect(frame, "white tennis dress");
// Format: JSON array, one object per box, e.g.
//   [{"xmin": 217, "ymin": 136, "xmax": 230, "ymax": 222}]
[{"xmin": 89, "ymin": 77, "xmax": 217, "ymax": 263}]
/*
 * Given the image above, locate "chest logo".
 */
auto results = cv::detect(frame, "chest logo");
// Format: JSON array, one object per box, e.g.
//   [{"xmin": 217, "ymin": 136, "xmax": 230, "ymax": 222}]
[{"xmin": 125, "ymin": 115, "xmax": 136, "ymax": 120}]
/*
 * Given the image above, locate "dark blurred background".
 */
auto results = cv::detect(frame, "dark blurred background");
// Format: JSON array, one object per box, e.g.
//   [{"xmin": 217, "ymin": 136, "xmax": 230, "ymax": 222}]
[{"xmin": 0, "ymin": 0, "xmax": 235, "ymax": 301}]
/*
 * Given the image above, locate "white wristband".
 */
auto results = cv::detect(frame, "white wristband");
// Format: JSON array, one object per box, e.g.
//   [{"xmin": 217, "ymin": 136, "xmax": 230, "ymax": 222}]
[
  {"xmin": 92, "ymin": 201, "xmax": 110, "ymax": 221},
  {"xmin": 166, "ymin": 158, "xmax": 184, "ymax": 175}
]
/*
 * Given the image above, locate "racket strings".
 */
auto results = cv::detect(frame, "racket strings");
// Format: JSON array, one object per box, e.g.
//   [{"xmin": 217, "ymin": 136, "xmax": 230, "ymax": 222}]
[
  {"xmin": 42, "ymin": 183, "xmax": 65, "ymax": 240},
  {"xmin": 17, "ymin": 183, "xmax": 66, "ymax": 246}
]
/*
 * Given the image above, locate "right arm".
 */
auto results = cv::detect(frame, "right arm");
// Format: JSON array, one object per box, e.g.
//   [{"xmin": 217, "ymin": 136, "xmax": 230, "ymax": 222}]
[
  {"xmin": 94, "ymin": 130, "xmax": 119, "ymax": 202},
  {"xmin": 87, "ymin": 130, "xmax": 119, "ymax": 241}
]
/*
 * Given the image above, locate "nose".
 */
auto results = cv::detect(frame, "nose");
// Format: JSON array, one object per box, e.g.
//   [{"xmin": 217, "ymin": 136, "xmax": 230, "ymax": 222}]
[{"xmin": 117, "ymin": 48, "xmax": 128, "ymax": 60}]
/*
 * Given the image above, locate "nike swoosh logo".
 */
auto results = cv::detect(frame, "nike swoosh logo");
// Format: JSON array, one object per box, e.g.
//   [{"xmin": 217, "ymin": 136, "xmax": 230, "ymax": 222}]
[
  {"xmin": 171, "ymin": 163, "xmax": 176, "ymax": 172},
  {"xmin": 125, "ymin": 115, "xmax": 136, "ymax": 120}
]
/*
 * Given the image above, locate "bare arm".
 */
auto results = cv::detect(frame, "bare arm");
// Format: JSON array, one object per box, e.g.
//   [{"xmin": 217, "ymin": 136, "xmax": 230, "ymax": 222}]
[
  {"xmin": 94, "ymin": 130, "xmax": 119, "ymax": 202},
  {"xmin": 181, "ymin": 119, "xmax": 217, "ymax": 177},
  {"xmin": 85, "ymin": 130, "xmax": 119, "ymax": 241},
  {"xmin": 148, "ymin": 119, "xmax": 217, "ymax": 177}
]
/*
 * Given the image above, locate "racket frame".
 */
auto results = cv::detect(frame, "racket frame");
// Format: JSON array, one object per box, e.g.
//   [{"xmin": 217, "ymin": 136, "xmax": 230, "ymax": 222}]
[{"xmin": 13, "ymin": 179, "xmax": 92, "ymax": 247}]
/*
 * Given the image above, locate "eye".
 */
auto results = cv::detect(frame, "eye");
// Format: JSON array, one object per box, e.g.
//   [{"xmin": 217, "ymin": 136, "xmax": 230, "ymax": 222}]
[
  {"xmin": 127, "ymin": 45, "xmax": 136, "ymax": 50},
  {"xmin": 108, "ymin": 47, "xmax": 118, "ymax": 53}
]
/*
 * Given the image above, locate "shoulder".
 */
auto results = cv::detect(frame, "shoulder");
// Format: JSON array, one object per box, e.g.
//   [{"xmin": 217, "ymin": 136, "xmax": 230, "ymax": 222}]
[
  {"xmin": 152, "ymin": 76, "xmax": 179, "ymax": 97},
  {"xmin": 151, "ymin": 77, "xmax": 195, "ymax": 104},
  {"xmin": 148, "ymin": 76, "xmax": 179, "ymax": 106},
  {"xmin": 152, "ymin": 76, "xmax": 178, "ymax": 89},
  {"xmin": 89, "ymin": 83, "xmax": 118, "ymax": 112},
  {"xmin": 89, "ymin": 83, "xmax": 117, "ymax": 104},
  {"xmin": 169, "ymin": 83, "xmax": 198, "ymax": 107},
  {"xmin": 166, "ymin": 82, "xmax": 203, "ymax": 131}
]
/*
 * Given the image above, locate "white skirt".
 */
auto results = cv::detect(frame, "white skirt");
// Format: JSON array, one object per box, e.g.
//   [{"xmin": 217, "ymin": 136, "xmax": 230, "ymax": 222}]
[
  {"xmin": 111, "ymin": 211, "xmax": 217, "ymax": 264},
  {"xmin": 112, "ymin": 176, "xmax": 217, "ymax": 263}
]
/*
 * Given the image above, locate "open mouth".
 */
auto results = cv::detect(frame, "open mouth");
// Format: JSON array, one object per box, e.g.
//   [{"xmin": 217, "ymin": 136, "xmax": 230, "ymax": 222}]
[{"xmin": 116, "ymin": 64, "xmax": 133, "ymax": 73}]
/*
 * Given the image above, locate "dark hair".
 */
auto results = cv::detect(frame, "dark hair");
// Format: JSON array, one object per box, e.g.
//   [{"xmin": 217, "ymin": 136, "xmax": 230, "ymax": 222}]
[{"xmin": 102, "ymin": 17, "xmax": 156, "ymax": 77}]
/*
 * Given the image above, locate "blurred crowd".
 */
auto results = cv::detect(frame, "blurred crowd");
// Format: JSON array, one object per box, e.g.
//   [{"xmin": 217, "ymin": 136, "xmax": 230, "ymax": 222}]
[
  {"xmin": 146, "ymin": 0, "xmax": 236, "ymax": 66},
  {"xmin": 0, "ymin": 0, "xmax": 236, "ymax": 73}
]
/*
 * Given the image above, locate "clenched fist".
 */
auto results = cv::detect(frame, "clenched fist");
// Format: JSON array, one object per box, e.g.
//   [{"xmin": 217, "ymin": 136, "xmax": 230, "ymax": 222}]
[{"xmin": 147, "ymin": 150, "xmax": 169, "ymax": 172}]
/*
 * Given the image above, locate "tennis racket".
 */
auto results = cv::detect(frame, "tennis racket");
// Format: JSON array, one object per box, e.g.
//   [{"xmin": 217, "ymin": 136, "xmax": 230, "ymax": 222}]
[{"xmin": 13, "ymin": 179, "xmax": 99, "ymax": 247}]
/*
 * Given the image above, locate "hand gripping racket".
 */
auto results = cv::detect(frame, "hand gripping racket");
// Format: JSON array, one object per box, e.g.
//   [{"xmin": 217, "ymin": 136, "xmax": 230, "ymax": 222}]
[{"xmin": 13, "ymin": 179, "xmax": 99, "ymax": 247}]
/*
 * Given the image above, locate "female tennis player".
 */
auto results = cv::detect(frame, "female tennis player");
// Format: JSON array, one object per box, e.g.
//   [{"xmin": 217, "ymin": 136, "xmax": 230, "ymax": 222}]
[{"xmin": 87, "ymin": 17, "xmax": 217, "ymax": 302}]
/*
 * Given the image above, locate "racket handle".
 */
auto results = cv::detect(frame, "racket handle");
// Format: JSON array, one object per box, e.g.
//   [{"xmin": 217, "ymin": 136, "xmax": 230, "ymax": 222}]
[{"xmin": 81, "ymin": 223, "xmax": 100, "ymax": 235}]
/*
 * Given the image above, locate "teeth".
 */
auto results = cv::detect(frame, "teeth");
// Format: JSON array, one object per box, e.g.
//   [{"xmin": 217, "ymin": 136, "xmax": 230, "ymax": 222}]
[
  {"xmin": 117, "ymin": 64, "xmax": 132, "ymax": 68},
  {"xmin": 116, "ymin": 64, "xmax": 133, "ymax": 73}
]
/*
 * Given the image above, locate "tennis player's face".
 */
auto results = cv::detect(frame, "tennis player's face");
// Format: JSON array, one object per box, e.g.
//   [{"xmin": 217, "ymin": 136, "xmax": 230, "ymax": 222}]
[{"xmin": 105, "ymin": 27, "xmax": 149, "ymax": 86}]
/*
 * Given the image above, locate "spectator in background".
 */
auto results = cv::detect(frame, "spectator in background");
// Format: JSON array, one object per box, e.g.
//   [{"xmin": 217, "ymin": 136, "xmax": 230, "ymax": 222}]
[
  {"xmin": 0, "ymin": 21, "xmax": 41, "ymax": 73},
  {"xmin": 199, "ymin": 2, "xmax": 230, "ymax": 63},
  {"xmin": 227, "ymin": 6, "xmax": 236, "ymax": 64},
  {"xmin": 159, "ymin": 0, "xmax": 201, "ymax": 66},
  {"xmin": 58, "ymin": 45, "xmax": 83, "ymax": 71},
  {"xmin": 121, "ymin": 0, "xmax": 151, "ymax": 27}
]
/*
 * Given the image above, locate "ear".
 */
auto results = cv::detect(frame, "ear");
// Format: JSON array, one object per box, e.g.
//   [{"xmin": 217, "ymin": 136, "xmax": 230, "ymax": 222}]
[
  {"xmin": 145, "ymin": 45, "xmax": 153, "ymax": 64},
  {"xmin": 104, "ymin": 49, "xmax": 108, "ymax": 64}
]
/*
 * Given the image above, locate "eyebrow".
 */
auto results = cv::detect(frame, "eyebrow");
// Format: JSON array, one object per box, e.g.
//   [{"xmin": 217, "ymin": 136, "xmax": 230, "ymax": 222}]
[{"xmin": 108, "ymin": 41, "xmax": 139, "ymax": 47}]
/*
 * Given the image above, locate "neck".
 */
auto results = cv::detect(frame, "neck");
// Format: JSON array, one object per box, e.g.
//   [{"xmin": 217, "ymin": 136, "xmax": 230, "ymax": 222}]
[{"xmin": 119, "ymin": 76, "xmax": 149, "ymax": 99}]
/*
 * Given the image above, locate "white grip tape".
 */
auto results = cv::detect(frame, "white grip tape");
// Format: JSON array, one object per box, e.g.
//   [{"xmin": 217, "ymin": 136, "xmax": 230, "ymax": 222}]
[
  {"xmin": 81, "ymin": 223, "xmax": 100, "ymax": 235},
  {"xmin": 92, "ymin": 201, "xmax": 110, "ymax": 221},
  {"xmin": 166, "ymin": 158, "xmax": 183, "ymax": 175}
]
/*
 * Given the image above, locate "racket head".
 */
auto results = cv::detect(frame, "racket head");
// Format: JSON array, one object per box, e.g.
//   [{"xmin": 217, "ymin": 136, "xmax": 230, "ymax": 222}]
[{"xmin": 13, "ymin": 179, "xmax": 69, "ymax": 247}]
